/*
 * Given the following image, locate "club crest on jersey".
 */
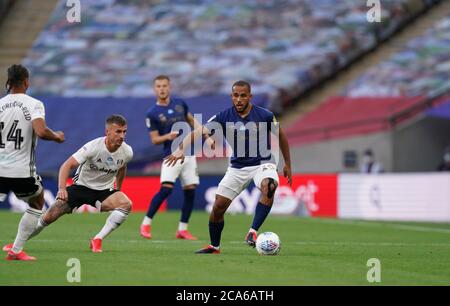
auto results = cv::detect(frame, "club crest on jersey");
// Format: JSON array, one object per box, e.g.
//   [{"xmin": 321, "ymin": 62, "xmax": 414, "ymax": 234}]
[{"xmin": 106, "ymin": 156, "xmax": 114, "ymax": 166}]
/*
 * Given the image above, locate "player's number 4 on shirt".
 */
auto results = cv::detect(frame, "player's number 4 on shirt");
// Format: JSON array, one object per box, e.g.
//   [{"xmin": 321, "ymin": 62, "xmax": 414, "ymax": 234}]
[{"xmin": 0, "ymin": 120, "xmax": 25, "ymax": 150}]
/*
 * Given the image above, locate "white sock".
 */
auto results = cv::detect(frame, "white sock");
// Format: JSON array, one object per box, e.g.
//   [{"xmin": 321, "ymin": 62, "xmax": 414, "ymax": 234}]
[
  {"xmin": 11, "ymin": 208, "xmax": 42, "ymax": 253},
  {"xmin": 249, "ymin": 228, "xmax": 257, "ymax": 233},
  {"xmin": 178, "ymin": 222, "xmax": 188, "ymax": 231},
  {"xmin": 95, "ymin": 209, "xmax": 129, "ymax": 240},
  {"xmin": 28, "ymin": 217, "xmax": 48, "ymax": 240},
  {"xmin": 95, "ymin": 201, "xmax": 102, "ymax": 211},
  {"xmin": 142, "ymin": 216, "xmax": 152, "ymax": 226}
]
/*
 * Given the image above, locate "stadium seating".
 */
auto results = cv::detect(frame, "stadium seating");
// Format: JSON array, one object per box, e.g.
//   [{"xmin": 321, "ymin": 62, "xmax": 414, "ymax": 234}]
[
  {"xmin": 24, "ymin": 0, "xmax": 432, "ymax": 101},
  {"xmin": 0, "ymin": 0, "xmax": 15, "ymax": 22},
  {"xmin": 14, "ymin": 0, "xmax": 441, "ymax": 172},
  {"xmin": 344, "ymin": 14, "xmax": 450, "ymax": 97},
  {"xmin": 286, "ymin": 13, "xmax": 450, "ymax": 145}
]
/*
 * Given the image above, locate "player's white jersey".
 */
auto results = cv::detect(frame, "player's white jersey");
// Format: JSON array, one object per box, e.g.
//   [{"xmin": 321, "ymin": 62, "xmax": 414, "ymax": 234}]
[
  {"xmin": 0, "ymin": 93, "xmax": 45, "ymax": 178},
  {"xmin": 72, "ymin": 137, "xmax": 133, "ymax": 190}
]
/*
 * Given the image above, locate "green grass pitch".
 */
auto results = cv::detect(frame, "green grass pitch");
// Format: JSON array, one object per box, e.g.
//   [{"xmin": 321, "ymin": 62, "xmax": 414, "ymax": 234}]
[{"xmin": 0, "ymin": 211, "xmax": 449, "ymax": 285}]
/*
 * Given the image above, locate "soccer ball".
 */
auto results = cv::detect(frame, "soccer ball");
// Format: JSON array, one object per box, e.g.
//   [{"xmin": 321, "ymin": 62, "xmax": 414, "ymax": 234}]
[{"xmin": 255, "ymin": 232, "xmax": 281, "ymax": 255}]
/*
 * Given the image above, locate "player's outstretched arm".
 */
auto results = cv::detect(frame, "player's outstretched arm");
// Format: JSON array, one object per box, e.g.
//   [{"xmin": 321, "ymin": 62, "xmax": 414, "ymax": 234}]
[
  {"xmin": 56, "ymin": 156, "xmax": 79, "ymax": 201},
  {"xmin": 164, "ymin": 125, "xmax": 207, "ymax": 167},
  {"xmin": 279, "ymin": 127, "xmax": 293, "ymax": 186},
  {"xmin": 186, "ymin": 112, "xmax": 215, "ymax": 150},
  {"xmin": 32, "ymin": 118, "xmax": 64, "ymax": 143},
  {"xmin": 149, "ymin": 130, "xmax": 179, "ymax": 145}
]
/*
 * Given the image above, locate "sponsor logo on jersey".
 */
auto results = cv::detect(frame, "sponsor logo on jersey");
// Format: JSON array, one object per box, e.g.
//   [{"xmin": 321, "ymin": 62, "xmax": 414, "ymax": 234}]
[{"xmin": 89, "ymin": 163, "xmax": 118, "ymax": 175}]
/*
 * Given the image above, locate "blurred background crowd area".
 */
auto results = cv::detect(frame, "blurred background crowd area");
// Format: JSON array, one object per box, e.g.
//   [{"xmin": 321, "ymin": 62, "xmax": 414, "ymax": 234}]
[
  {"xmin": 0, "ymin": 0, "xmax": 14, "ymax": 20},
  {"xmin": 344, "ymin": 13, "xmax": 450, "ymax": 97},
  {"xmin": 24, "ymin": 0, "xmax": 429, "ymax": 101}
]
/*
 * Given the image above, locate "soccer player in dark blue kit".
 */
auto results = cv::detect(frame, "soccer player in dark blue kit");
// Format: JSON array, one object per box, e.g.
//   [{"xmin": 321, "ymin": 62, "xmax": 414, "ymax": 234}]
[
  {"xmin": 165, "ymin": 80, "xmax": 293, "ymax": 253},
  {"xmin": 140, "ymin": 75, "xmax": 200, "ymax": 240}
]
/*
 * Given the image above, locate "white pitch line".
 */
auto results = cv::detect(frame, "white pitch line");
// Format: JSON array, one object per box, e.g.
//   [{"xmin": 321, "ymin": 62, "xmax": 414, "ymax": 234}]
[
  {"xmin": 3, "ymin": 239, "xmax": 449, "ymax": 247},
  {"xmin": 309, "ymin": 218, "xmax": 450, "ymax": 234},
  {"xmin": 229, "ymin": 241, "xmax": 450, "ymax": 246},
  {"xmin": 293, "ymin": 241, "xmax": 450, "ymax": 247},
  {"xmin": 0, "ymin": 239, "xmax": 206, "ymax": 244}
]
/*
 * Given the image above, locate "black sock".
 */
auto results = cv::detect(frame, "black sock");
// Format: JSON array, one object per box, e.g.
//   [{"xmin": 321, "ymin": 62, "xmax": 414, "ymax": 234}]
[
  {"xmin": 209, "ymin": 221, "xmax": 224, "ymax": 248},
  {"xmin": 181, "ymin": 189, "xmax": 195, "ymax": 223},
  {"xmin": 251, "ymin": 202, "xmax": 272, "ymax": 231},
  {"xmin": 146, "ymin": 187, "xmax": 172, "ymax": 219}
]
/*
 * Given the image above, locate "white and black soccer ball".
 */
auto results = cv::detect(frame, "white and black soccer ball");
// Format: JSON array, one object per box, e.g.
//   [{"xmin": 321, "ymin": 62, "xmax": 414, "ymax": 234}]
[{"xmin": 256, "ymin": 232, "xmax": 281, "ymax": 255}]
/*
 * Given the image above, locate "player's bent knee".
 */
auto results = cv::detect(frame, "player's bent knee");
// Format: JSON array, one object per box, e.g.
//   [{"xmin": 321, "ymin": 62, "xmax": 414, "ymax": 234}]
[
  {"xmin": 125, "ymin": 200, "xmax": 132, "ymax": 211},
  {"xmin": 211, "ymin": 207, "xmax": 226, "ymax": 221},
  {"xmin": 212, "ymin": 198, "xmax": 230, "ymax": 216},
  {"xmin": 118, "ymin": 197, "xmax": 132, "ymax": 211},
  {"xmin": 160, "ymin": 185, "xmax": 174, "ymax": 197},
  {"xmin": 261, "ymin": 178, "xmax": 278, "ymax": 199},
  {"xmin": 27, "ymin": 193, "xmax": 45, "ymax": 210},
  {"xmin": 214, "ymin": 203, "xmax": 227, "ymax": 214}
]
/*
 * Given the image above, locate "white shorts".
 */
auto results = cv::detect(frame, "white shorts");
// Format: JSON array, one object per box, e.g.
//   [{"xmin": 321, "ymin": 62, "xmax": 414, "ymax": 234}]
[
  {"xmin": 217, "ymin": 163, "xmax": 279, "ymax": 201},
  {"xmin": 160, "ymin": 155, "xmax": 200, "ymax": 187}
]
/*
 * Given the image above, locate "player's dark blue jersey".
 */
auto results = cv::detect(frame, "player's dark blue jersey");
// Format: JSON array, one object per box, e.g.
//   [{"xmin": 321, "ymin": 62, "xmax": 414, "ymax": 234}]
[
  {"xmin": 206, "ymin": 105, "xmax": 278, "ymax": 169},
  {"xmin": 146, "ymin": 98, "xmax": 189, "ymax": 157}
]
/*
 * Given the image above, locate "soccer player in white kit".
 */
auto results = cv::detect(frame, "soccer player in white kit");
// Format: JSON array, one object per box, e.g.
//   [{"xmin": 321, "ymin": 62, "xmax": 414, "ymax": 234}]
[
  {"xmin": 4, "ymin": 115, "xmax": 133, "ymax": 255},
  {"xmin": 0, "ymin": 64, "xmax": 65, "ymax": 261}
]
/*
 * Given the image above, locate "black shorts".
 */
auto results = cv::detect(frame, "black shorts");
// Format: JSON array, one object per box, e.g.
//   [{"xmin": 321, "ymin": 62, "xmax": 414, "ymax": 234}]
[
  {"xmin": 0, "ymin": 176, "xmax": 43, "ymax": 201},
  {"xmin": 66, "ymin": 185, "xmax": 118, "ymax": 209}
]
